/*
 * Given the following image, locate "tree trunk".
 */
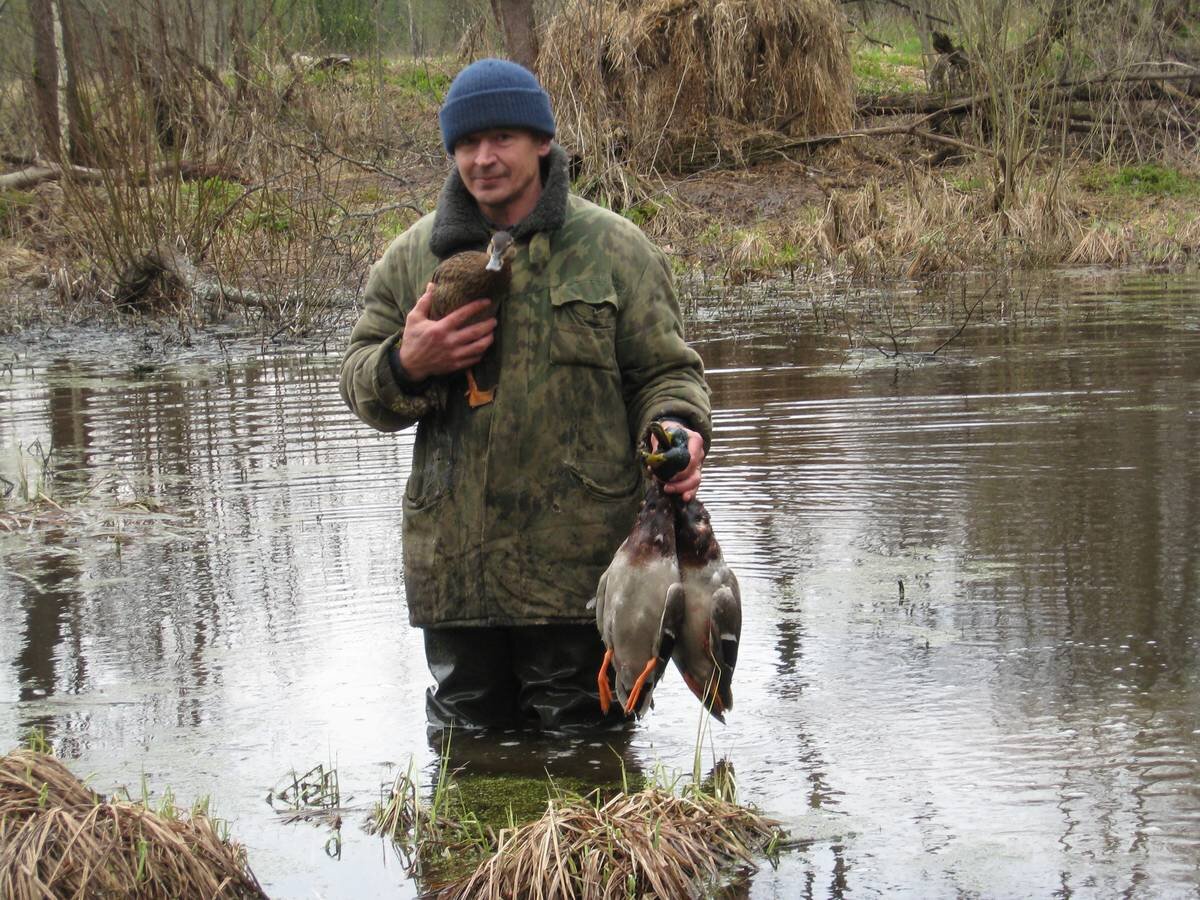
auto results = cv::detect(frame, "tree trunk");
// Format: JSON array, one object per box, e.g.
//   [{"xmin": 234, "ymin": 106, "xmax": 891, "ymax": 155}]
[
  {"xmin": 58, "ymin": 0, "xmax": 89, "ymax": 164},
  {"xmin": 407, "ymin": 0, "xmax": 423, "ymax": 57},
  {"xmin": 489, "ymin": 0, "xmax": 539, "ymax": 71},
  {"xmin": 230, "ymin": 0, "xmax": 252, "ymax": 104},
  {"xmin": 29, "ymin": 0, "xmax": 62, "ymax": 161}
]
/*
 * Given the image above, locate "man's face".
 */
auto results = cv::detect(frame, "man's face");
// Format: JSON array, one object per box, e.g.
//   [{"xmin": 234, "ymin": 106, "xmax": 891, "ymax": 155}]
[{"xmin": 452, "ymin": 128, "xmax": 552, "ymax": 225}]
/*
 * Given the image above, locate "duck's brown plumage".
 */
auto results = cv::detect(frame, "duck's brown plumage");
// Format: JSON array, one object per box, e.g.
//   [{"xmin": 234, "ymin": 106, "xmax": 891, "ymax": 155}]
[
  {"xmin": 431, "ymin": 231, "xmax": 514, "ymax": 314},
  {"xmin": 430, "ymin": 231, "xmax": 515, "ymax": 406}
]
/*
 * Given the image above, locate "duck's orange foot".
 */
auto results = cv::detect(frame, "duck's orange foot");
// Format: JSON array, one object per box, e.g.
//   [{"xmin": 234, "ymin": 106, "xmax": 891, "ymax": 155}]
[
  {"xmin": 623, "ymin": 657, "xmax": 659, "ymax": 717},
  {"xmin": 466, "ymin": 370, "xmax": 494, "ymax": 408},
  {"xmin": 597, "ymin": 648, "xmax": 614, "ymax": 715}
]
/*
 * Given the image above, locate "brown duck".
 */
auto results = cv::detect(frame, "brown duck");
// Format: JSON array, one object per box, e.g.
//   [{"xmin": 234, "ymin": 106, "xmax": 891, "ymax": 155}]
[{"xmin": 430, "ymin": 230, "xmax": 515, "ymax": 408}]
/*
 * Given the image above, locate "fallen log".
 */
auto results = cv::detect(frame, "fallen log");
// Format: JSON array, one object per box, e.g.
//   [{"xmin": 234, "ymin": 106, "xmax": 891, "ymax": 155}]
[
  {"xmin": 116, "ymin": 249, "xmax": 270, "ymax": 311},
  {"xmin": 753, "ymin": 115, "xmax": 994, "ymax": 160},
  {"xmin": 857, "ymin": 65, "xmax": 1200, "ymax": 117},
  {"xmin": 0, "ymin": 160, "xmax": 243, "ymax": 192},
  {"xmin": 113, "ymin": 249, "xmax": 356, "ymax": 315}
]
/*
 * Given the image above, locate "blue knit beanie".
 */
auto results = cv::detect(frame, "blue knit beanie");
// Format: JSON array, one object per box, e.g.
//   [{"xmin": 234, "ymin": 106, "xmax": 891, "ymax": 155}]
[{"xmin": 439, "ymin": 58, "xmax": 556, "ymax": 154}]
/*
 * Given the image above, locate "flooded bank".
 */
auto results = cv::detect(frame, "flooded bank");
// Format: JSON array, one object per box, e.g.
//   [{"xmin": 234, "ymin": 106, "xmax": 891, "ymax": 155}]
[{"xmin": 2, "ymin": 273, "xmax": 1199, "ymax": 897}]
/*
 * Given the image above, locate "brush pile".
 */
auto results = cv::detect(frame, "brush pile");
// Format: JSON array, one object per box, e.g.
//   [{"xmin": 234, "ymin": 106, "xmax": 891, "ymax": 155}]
[
  {"xmin": 540, "ymin": 0, "xmax": 853, "ymax": 201},
  {"xmin": 437, "ymin": 786, "xmax": 779, "ymax": 899},
  {"xmin": 0, "ymin": 748, "xmax": 266, "ymax": 899}
]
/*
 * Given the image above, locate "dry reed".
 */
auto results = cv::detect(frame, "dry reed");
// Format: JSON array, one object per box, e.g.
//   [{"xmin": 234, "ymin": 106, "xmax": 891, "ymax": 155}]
[
  {"xmin": 814, "ymin": 163, "xmax": 1100, "ymax": 275},
  {"xmin": 540, "ymin": 0, "xmax": 853, "ymax": 205},
  {"xmin": 436, "ymin": 786, "xmax": 779, "ymax": 900},
  {"xmin": 0, "ymin": 748, "xmax": 266, "ymax": 899}
]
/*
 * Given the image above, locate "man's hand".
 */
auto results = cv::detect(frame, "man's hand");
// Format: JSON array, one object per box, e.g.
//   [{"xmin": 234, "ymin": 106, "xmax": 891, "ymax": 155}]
[
  {"xmin": 652, "ymin": 419, "xmax": 705, "ymax": 503},
  {"xmin": 397, "ymin": 283, "xmax": 497, "ymax": 382}
]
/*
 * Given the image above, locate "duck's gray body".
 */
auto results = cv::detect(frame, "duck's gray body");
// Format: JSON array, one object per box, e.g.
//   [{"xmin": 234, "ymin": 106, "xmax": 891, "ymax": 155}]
[
  {"xmin": 592, "ymin": 480, "xmax": 685, "ymax": 716},
  {"xmin": 672, "ymin": 498, "xmax": 741, "ymax": 722}
]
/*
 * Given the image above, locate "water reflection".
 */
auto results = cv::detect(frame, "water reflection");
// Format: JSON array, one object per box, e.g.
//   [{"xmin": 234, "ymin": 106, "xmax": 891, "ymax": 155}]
[{"xmin": 1, "ymin": 275, "xmax": 1199, "ymax": 897}]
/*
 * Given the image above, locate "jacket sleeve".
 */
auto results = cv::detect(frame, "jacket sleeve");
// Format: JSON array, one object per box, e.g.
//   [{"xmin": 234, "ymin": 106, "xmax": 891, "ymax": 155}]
[
  {"xmin": 616, "ymin": 242, "xmax": 713, "ymax": 449},
  {"xmin": 339, "ymin": 240, "xmax": 442, "ymax": 432}
]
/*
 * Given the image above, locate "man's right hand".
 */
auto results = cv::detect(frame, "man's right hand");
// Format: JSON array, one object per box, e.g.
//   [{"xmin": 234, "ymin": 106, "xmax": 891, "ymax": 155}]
[{"xmin": 397, "ymin": 283, "xmax": 497, "ymax": 382}]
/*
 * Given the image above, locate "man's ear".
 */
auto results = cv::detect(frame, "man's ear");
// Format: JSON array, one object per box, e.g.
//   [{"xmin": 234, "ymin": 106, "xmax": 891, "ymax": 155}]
[{"xmin": 536, "ymin": 133, "xmax": 552, "ymax": 156}]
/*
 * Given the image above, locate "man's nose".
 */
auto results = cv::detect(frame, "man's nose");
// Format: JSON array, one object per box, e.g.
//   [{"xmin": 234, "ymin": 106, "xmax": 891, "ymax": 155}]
[{"xmin": 474, "ymin": 140, "xmax": 497, "ymax": 166}]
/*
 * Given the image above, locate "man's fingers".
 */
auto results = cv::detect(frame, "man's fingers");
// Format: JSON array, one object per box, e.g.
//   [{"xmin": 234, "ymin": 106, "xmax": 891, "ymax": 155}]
[
  {"xmin": 412, "ymin": 284, "xmax": 435, "ymax": 315},
  {"xmin": 458, "ymin": 317, "xmax": 498, "ymax": 343},
  {"xmin": 663, "ymin": 471, "xmax": 702, "ymax": 499},
  {"xmin": 442, "ymin": 298, "xmax": 494, "ymax": 328},
  {"xmin": 457, "ymin": 333, "xmax": 496, "ymax": 365}
]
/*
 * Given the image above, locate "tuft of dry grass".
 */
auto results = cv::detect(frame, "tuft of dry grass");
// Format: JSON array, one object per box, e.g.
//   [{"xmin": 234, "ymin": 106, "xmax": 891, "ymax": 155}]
[
  {"xmin": 438, "ymin": 786, "xmax": 779, "ymax": 900},
  {"xmin": 810, "ymin": 163, "xmax": 1107, "ymax": 276},
  {"xmin": 0, "ymin": 748, "xmax": 265, "ymax": 899},
  {"xmin": 1069, "ymin": 223, "xmax": 1134, "ymax": 266},
  {"xmin": 540, "ymin": 0, "xmax": 853, "ymax": 206},
  {"xmin": 370, "ymin": 743, "xmax": 782, "ymax": 899}
]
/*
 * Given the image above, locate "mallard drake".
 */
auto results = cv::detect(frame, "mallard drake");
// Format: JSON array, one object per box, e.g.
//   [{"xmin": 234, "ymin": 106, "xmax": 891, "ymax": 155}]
[
  {"xmin": 641, "ymin": 420, "xmax": 691, "ymax": 482},
  {"xmin": 671, "ymin": 497, "xmax": 741, "ymax": 723},
  {"xmin": 590, "ymin": 478, "xmax": 686, "ymax": 717},
  {"xmin": 430, "ymin": 230, "xmax": 515, "ymax": 407}
]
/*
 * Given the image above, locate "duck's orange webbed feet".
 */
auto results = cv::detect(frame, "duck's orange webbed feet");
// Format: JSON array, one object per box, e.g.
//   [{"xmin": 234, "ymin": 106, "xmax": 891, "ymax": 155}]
[
  {"xmin": 466, "ymin": 370, "xmax": 495, "ymax": 408},
  {"xmin": 623, "ymin": 658, "xmax": 659, "ymax": 716},
  {"xmin": 597, "ymin": 648, "xmax": 614, "ymax": 715}
]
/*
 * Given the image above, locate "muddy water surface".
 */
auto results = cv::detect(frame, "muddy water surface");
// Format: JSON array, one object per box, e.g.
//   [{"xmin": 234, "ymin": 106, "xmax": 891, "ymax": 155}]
[{"xmin": 2, "ymin": 273, "xmax": 1199, "ymax": 898}]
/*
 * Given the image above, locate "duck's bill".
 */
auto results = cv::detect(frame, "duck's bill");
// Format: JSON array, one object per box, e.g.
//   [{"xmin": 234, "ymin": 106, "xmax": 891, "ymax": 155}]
[{"xmin": 682, "ymin": 671, "xmax": 728, "ymax": 723}]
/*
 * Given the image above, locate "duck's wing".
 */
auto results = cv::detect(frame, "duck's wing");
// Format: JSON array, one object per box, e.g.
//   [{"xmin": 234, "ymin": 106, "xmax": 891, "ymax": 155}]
[
  {"xmin": 658, "ymin": 582, "xmax": 686, "ymax": 663},
  {"xmin": 712, "ymin": 577, "xmax": 741, "ymax": 712},
  {"xmin": 591, "ymin": 565, "xmax": 615, "ymax": 714},
  {"xmin": 589, "ymin": 567, "xmax": 609, "ymax": 627},
  {"xmin": 713, "ymin": 568, "xmax": 742, "ymax": 669},
  {"xmin": 429, "ymin": 252, "xmax": 487, "ymax": 319}
]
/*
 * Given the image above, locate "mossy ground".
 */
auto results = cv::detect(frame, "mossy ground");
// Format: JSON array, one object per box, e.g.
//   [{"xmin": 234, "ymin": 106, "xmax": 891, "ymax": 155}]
[{"xmin": 449, "ymin": 773, "xmax": 623, "ymax": 832}]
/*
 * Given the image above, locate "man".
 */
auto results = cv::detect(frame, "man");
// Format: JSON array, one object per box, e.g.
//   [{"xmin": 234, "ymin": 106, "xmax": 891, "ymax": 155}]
[{"xmin": 339, "ymin": 58, "xmax": 711, "ymax": 732}]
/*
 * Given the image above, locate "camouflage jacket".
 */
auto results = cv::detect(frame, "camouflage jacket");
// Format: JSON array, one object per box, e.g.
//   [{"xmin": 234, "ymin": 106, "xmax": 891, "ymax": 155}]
[{"xmin": 339, "ymin": 145, "xmax": 711, "ymax": 627}]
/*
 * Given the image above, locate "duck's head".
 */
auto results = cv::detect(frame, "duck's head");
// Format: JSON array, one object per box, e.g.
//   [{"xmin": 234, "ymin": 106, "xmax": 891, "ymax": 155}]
[
  {"xmin": 641, "ymin": 421, "xmax": 691, "ymax": 482},
  {"xmin": 485, "ymin": 231, "xmax": 515, "ymax": 272}
]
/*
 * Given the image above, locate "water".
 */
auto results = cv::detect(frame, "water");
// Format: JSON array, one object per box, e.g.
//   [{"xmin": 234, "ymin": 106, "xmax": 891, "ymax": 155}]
[{"xmin": 2, "ymin": 273, "xmax": 1198, "ymax": 898}]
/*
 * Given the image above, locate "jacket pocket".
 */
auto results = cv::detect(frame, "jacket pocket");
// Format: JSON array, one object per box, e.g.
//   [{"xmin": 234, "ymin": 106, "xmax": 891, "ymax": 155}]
[
  {"xmin": 550, "ymin": 279, "xmax": 618, "ymax": 370},
  {"xmin": 564, "ymin": 459, "xmax": 641, "ymax": 503},
  {"xmin": 405, "ymin": 419, "xmax": 453, "ymax": 509},
  {"xmin": 401, "ymin": 488, "xmax": 448, "ymax": 625}
]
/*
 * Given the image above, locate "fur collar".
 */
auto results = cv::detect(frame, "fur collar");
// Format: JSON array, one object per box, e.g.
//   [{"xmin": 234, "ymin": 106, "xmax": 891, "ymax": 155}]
[{"xmin": 429, "ymin": 143, "xmax": 570, "ymax": 260}]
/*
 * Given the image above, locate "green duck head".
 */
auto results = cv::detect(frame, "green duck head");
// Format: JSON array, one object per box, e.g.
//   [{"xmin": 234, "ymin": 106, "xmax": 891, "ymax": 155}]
[
  {"xmin": 641, "ymin": 420, "xmax": 691, "ymax": 482},
  {"xmin": 485, "ymin": 231, "xmax": 515, "ymax": 272}
]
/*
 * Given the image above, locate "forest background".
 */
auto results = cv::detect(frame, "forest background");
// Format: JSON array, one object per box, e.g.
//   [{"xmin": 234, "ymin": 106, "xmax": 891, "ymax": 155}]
[{"xmin": 0, "ymin": 0, "xmax": 1197, "ymax": 338}]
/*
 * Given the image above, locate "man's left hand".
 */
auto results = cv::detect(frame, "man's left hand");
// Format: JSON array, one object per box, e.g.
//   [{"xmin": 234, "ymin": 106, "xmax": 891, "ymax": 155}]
[{"xmin": 652, "ymin": 419, "xmax": 705, "ymax": 503}]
